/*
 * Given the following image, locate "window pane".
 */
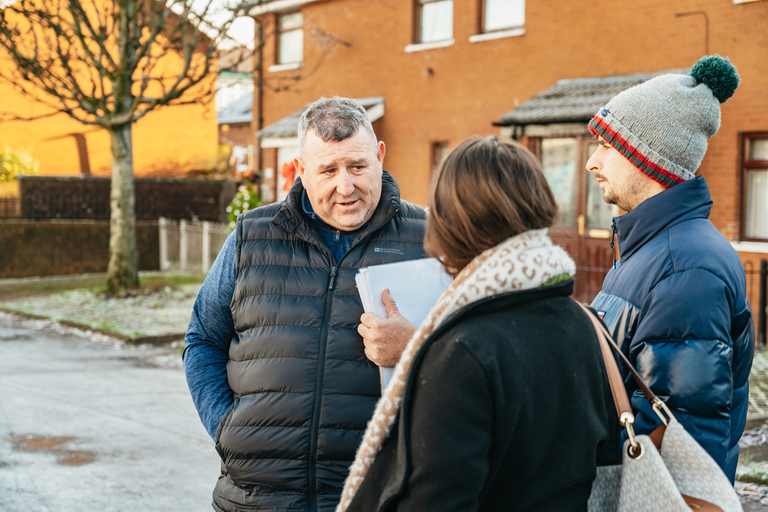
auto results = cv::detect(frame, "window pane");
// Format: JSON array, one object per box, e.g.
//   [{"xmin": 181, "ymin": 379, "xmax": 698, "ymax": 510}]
[
  {"xmin": 279, "ymin": 29, "xmax": 303, "ymax": 64},
  {"xmin": 485, "ymin": 0, "xmax": 525, "ymax": 32},
  {"xmin": 420, "ymin": 0, "xmax": 453, "ymax": 43},
  {"xmin": 749, "ymin": 138, "xmax": 768, "ymax": 161},
  {"xmin": 585, "ymin": 143, "xmax": 619, "ymax": 229},
  {"xmin": 746, "ymin": 168, "xmax": 768, "ymax": 239},
  {"xmin": 540, "ymin": 138, "xmax": 578, "ymax": 227},
  {"xmin": 279, "ymin": 12, "xmax": 302, "ymax": 31}
]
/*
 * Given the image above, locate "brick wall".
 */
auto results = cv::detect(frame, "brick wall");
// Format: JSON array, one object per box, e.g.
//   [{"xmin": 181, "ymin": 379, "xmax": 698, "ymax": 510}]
[
  {"xmin": 0, "ymin": 220, "xmax": 159, "ymax": 278},
  {"xmin": 256, "ymin": 0, "xmax": 768, "ymax": 241},
  {"xmin": 220, "ymin": 123, "xmax": 253, "ymax": 148}
]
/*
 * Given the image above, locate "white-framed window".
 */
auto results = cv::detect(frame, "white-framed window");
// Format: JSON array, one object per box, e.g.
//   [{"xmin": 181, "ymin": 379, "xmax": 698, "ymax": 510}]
[
  {"xmin": 481, "ymin": 0, "xmax": 525, "ymax": 33},
  {"xmin": 742, "ymin": 134, "xmax": 768, "ymax": 241},
  {"xmin": 416, "ymin": 0, "xmax": 453, "ymax": 44},
  {"xmin": 276, "ymin": 11, "xmax": 303, "ymax": 65}
]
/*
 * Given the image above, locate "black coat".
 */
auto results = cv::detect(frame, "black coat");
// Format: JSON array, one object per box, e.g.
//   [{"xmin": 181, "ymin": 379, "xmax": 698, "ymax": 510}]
[{"xmin": 348, "ymin": 280, "xmax": 621, "ymax": 512}]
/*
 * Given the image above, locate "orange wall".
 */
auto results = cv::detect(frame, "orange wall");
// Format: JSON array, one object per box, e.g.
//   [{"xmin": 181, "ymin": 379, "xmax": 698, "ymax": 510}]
[
  {"xmin": 257, "ymin": 0, "xmax": 768, "ymax": 241},
  {"xmin": 0, "ymin": 57, "xmax": 218, "ymax": 180}
]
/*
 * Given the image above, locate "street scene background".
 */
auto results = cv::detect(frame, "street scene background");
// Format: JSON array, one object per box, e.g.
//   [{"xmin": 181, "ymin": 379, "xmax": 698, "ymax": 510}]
[{"xmin": 0, "ymin": 0, "xmax": 767, "ymax": 510}]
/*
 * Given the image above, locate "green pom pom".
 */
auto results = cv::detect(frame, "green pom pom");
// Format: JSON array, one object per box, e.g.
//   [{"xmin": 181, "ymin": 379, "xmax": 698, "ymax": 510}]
[{"xmin": 690, "ymin": 55, "xmax": 740, "ymax": 103}]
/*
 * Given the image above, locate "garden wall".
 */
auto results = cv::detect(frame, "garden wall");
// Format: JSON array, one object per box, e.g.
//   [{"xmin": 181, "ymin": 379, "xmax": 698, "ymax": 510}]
[
  {"xmin": 18, "ymin": 176, "xmax": 236, "ymax": 222},
  {"xmin": 0, "ymin": 220, "xmax": 159, "ymax": 278}
]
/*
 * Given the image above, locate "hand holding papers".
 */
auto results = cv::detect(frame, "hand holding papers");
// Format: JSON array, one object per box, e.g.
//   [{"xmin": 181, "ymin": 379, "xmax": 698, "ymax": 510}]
[
  {"xmin": 358, "ymin": 289, "xmax": 417, "ymax": 367},
  {"xmin": 356, "ymin": 258, "xmax": 453, "ymax": 393}
]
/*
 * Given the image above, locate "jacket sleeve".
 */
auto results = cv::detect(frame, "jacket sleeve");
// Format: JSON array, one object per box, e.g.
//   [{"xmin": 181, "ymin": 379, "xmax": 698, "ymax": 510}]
[
  {"xmin": 182, "ymin": 231, "xmax": 237, "ymax": 440},
  {"xmin": 393, "ymin": 339, "xmax": 493, "ymax": 512},
  {"xmin": 629, "ymin": 268, "xmax": 734, "ymax": 470}
]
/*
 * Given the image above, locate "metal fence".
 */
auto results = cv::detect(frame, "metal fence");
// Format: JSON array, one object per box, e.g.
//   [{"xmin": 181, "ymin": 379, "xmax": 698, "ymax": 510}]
[
  {"xmin": 578, "ymin": 256, "xmax": 767, "ymax": 348},
  {"xmin": 158, "ymin": 217, "xmax": 230, "ymax": 273},
  {"xmin": 745, "ymin": 259, "xmax": 768, "ymax": 347}
]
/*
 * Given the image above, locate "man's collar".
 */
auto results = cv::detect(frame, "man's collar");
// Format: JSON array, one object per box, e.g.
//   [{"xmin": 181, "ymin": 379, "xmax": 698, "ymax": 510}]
[
  {"xmin": 614, "ymin": 176, "xmax": 712, "ymax": 260},
  {"xmin": 300, "ymin": 189, "xmax": 359, "ymax": 233},
  {"xmin": 301, "ymin": 189, "xmax": 317, "ymax": 220}
]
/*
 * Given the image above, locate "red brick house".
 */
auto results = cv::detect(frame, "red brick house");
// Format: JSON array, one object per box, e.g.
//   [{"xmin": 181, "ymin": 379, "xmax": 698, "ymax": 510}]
[{"xmin": 247, "ymin": 0, "xmax": 768, "ymax": 323}]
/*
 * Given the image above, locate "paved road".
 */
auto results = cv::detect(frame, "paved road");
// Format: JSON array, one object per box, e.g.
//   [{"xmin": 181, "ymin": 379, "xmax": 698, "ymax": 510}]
[
  {"xmin": 2, "ymin": 313, "xmax": 768, "ymax": 511},
  {"xmin": 0, "ymin": 313, "xmax": 220, "ymax": 512}
]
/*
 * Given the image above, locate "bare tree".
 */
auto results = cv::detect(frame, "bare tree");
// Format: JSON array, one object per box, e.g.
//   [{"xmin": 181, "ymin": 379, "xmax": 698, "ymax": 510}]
[{"xmin": 0, "ymin": 0, "xmax": 252, "ymax": 292}]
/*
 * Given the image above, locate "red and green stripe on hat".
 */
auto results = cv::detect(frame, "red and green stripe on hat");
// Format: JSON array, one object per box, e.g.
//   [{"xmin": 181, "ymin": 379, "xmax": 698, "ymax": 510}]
[{"xmin": 588, "ymin": 111, "xmax": 684, "ymax": 189}]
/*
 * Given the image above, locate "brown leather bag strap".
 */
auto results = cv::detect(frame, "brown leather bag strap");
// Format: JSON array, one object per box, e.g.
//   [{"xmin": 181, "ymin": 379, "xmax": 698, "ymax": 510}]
[
  {"xmin": 574, "ymin": 301, "xmax": 658, "ymax": 404},
  {"xmin": 576, "ymin": 301, "xmax": 632, "ymax": 420}
]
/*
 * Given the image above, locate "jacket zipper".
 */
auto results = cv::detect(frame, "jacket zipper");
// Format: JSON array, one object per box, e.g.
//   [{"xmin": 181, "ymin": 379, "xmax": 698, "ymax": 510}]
[
  {"xmin": 610, "ymin": 219, "xmax": 618, "ymax": 269},
  {"xmin": 307, "ymin": 203, "xmax": 399, "ymax": 511},
  {"xmin": 308, "ymin": 264, "xmax": 337, "ymax": 512}
]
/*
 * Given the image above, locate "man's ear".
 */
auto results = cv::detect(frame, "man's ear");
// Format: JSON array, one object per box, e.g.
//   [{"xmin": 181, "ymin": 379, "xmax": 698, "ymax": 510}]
[
  {"xmin": 294, "ymin": 157, "xmax": 305, "ymax": 180},
  {"xmin": 377, "ymin": 141, "xmax": 386, "ymax": 165}
]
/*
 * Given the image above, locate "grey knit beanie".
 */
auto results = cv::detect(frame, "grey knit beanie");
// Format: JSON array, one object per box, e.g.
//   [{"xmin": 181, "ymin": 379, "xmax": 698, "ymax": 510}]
[{"xmin": 588, "ymin": 55, "xmax": 739, "ymax": 188}]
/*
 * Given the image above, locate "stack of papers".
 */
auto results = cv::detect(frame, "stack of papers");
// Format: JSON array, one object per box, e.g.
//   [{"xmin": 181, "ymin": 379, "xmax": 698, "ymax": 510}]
[{"xmin": 356, "ymin": 257, "xmax": 453, "ymax": 392}]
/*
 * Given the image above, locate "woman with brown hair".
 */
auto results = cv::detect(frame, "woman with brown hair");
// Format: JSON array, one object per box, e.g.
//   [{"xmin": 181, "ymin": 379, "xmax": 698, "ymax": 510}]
[{"xmin": 337, "ymin": 136, "xmax": 621, "ymax": 512}]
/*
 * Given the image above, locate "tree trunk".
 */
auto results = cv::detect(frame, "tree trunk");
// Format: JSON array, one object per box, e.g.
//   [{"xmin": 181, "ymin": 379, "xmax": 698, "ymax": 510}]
[{"xmin": 105, "ymin": 122, "xmax": 139, "ymax": 293}]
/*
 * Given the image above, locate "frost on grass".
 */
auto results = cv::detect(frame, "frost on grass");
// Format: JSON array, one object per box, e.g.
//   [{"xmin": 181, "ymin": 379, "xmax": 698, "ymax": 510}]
[
  {"xmin": 0, "ymin": 284, "xmax": 200, "ymax": 338},
  {"xmin": 0, "ymin": 310, "xmax": 122, "ymax": 346}
]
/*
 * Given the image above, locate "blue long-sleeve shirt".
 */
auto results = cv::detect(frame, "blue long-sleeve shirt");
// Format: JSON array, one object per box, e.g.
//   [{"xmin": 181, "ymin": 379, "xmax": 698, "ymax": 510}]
[{"xmin": 183, "ymin": 192, "xmax": 363, "ymax": 439}]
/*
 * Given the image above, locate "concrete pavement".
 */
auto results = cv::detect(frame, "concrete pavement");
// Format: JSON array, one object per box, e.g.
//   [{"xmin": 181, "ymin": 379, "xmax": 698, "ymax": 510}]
[
  {"xmin": 2, "ymin": 272, "xmax": 768, "ymax": 510},
  {"xmin": 0, "ymin": 312, "xmax": 219, "ymax": 512}
]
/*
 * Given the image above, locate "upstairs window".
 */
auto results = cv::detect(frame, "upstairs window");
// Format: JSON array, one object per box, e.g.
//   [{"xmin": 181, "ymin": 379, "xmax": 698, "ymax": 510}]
[
  {"xmin": 416, "ymin": 0, "xmax": 453, "ymax": 44},
  {"xmin": 481, "ymin": 0, "xmax": 525, "ymax": 33},
  {"xmin": 742, "ymin": 134, "xmax": 768, "ymax": 240},
  {"xmin": 277, "ymin": 11, "xmax": 303, "ymax": 65},
  {"xmin": 431, "ymin": 141, "xmax": 450, "ymax": 176}
]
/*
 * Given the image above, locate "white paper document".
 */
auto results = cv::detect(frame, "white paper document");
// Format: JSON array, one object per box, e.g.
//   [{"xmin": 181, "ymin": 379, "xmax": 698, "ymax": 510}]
[{"xmin": 356, "ymin": 257, "xmax": 453, "ymax": 393}]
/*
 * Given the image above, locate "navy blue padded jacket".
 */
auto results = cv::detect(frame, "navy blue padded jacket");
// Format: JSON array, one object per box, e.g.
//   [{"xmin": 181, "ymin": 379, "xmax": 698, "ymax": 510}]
[{"xmin": 591, "ymin": 176, "xmax": 754, "ymax": 483}]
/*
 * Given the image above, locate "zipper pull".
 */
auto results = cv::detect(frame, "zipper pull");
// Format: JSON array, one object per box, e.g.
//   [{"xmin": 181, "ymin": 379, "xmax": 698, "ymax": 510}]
[
  {"xmin": 610, "ymin": 220, "xmax": 618, "ymax": 269},
  {"xmin": 328, "ymin": 266, "xmax": 338, "ymax": 290},
  {"xmin": 335, "ymin": 230, "xmax": 340, "ymax": 243}
]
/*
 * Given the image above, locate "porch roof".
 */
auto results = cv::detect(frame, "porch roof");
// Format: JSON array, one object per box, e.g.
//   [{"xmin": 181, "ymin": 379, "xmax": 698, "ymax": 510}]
[
  {"xmin": 494, "ymin": 69, "xmax": 687, "ymax": 127},
  {"xmin": 258, "ymin": 96, "xmax": 385, "ymax": 140},
  {"xmin": 218, "ymin": 93, "xmax": 253, "ymax": 125}
]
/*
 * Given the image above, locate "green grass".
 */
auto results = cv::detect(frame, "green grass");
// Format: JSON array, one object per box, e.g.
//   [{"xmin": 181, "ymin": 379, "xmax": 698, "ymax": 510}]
[
  {"xmin": 0, "ymin": 276, "xmax": 106, "ymax": 296},
  {"xmin": 95, "ymin": 321, "xmax": 122, "ymax": 333},
  {"xmin": 737, "ymin": 460, "xmax": 768, "ymax": 486}
]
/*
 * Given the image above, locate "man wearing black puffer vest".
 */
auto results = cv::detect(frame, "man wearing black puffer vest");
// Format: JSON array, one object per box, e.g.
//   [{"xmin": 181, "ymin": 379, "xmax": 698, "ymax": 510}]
[
  {"xmin": 587, "ymin": 55, "xmax": 754, "ymax": 483},
  {"xmin": 183, "ymin": 96, "xmax": 426, "ymax": 511}
]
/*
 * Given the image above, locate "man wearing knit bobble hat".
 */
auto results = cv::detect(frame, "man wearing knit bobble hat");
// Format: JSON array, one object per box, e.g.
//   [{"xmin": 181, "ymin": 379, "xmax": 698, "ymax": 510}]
[{"xmin": 588, "ymin": 55, "xmax": 754, "ymax": 482}]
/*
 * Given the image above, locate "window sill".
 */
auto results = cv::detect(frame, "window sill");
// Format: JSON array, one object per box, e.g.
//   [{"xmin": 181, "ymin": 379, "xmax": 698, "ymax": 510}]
[
  {"xmin": 268, "ymin": 62, "xmax": 302, "ymax": 73},
  {"xmin": 469, "ymin": 27, "xmax": 526, "ymax": 43},
  {"xmin": 404, "ymin": 39, "xmax": 455, "ymax": 53},
  {"xmin": 731, "ymin": 241, "xmax": 768, "ymax": 254}
]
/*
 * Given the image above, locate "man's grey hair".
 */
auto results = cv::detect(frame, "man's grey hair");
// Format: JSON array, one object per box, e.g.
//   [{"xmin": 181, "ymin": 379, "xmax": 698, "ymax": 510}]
[{"xmin": 298, "ymin": 96, "xmax": 377, "ymax": 158}]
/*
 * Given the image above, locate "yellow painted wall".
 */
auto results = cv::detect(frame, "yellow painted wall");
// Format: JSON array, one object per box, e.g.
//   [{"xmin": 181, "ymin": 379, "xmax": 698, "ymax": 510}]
[{"xmin": 0, "ymin": 53, "xmax": 218, "ymax": 181}]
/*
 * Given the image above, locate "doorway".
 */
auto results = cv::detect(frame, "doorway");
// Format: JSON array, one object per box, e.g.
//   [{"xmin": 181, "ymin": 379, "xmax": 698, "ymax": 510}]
[{"xmin": 537, "ymin": 136, "xmax": 619, "ymax": 303}]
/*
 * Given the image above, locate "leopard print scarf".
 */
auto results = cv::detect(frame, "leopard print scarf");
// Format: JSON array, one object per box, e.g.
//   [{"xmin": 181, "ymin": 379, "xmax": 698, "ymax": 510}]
[{"xmin": 337, "ymin": 228, "xmax": 576, "ymax": 511}]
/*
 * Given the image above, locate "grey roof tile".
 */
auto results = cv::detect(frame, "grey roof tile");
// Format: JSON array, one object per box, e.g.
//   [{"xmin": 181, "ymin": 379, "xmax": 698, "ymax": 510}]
[
  {"xmin": 217, "ymin": 93, "xmax": 253, "ymax": 125},
  {"xmin": 495, "ymin": 69, "xmax": 688, "ymax": 126}
]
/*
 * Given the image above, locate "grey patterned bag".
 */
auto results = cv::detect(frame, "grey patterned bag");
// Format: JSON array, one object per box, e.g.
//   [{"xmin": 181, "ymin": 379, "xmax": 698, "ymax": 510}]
[{"xmin": 577, "ymin": 302, "xmax": 742, "ymax": 512}]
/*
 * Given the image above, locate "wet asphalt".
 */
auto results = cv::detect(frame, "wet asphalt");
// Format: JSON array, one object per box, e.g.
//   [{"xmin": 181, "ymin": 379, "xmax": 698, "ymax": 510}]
[
  {"xmin": 0, "ymin": 314, "xmax": 220, "ymax": 512},
  {"xmin": 2, "ymin": 312, "xmax": 768, "ymax": 511}
]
